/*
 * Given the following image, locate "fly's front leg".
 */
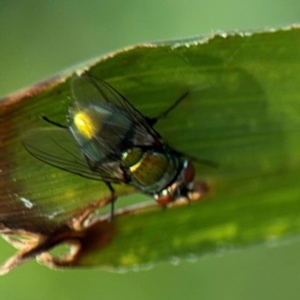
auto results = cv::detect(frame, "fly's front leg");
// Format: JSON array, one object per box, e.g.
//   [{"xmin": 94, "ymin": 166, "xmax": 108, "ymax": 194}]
[{"xmin": 146, "ymin": 91, "xmax": 189, "ymax": 126}]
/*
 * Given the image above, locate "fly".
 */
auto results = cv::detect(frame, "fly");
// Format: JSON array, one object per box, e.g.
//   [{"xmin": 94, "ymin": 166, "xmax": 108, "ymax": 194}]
[{"xmin": 23, "ymin": 74, "xmax": 215, "ymax": 216}]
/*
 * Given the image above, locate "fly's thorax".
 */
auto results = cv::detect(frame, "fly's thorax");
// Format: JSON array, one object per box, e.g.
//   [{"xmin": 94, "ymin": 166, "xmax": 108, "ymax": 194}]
[
  {"xmin": 155, "ymin": 160, "xmax": 196, "ymax": 206},
  {"xmin": 68, "ymin": 103, "xmax": 132, "ymax": 161},
  {"xmin": 121, "ymin": 147, "xmax": 180, "ymax": 194}
]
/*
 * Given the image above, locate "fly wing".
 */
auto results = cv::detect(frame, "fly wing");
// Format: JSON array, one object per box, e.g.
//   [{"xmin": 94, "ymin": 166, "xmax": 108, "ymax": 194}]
[
  {"xmin": 71, "ymin": 74, "xmax": 163, "ymax": 149},
  {"xmin": 22, "ymin": 127, "xmax": 125, "ymax": 183}
]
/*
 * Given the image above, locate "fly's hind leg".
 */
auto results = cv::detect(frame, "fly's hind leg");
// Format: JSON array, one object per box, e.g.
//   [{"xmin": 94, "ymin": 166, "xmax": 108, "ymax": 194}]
[{"xmin": 40, "ymin": 115, "xmax": 68, "ymax": 129}]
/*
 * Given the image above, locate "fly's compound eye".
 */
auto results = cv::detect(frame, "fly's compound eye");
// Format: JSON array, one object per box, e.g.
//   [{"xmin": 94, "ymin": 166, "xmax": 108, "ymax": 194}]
[
  {"xmin": 154, "ymin": 160, "xmax": 197, "ymax": 206},
  {"xmin": 155, "ymin": 190, "xmax": 174, "ymax": 206},
  {"xmin": 183, "ymin": 161, "xmax": 195, "ymax": 183}
]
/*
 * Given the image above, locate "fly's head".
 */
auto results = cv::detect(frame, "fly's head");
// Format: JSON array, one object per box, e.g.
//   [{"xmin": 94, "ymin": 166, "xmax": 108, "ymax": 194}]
[{"xmin": 154, "ymin": 160, "xmax": 199, "ymax": 206}]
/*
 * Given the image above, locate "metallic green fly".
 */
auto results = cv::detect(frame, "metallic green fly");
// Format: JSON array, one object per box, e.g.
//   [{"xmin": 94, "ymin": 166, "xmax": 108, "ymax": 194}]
[{"xmin": 23, "ymin": 74, "xmax": 215, "ymax": 214}]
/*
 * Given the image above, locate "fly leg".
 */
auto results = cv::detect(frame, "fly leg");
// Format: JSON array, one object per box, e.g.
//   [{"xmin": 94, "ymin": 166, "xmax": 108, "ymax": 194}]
[
  {"xmin": 42, "ymin": 114, "xmax": 122, "ymax": 212},
  {"xmin": 104, "ymin": 181, "xmax": 117, "ymax": 222},
  {"xmin": 171, "ymin": 148, "xmax": 219, "ymax": 167},
  {"xmin": 83, "ymin": 154, "xmax": 117, "ymax": 221},
  {"xmin": 146, "ymin": 91, "xmax": 189, "ymax": 126},
  {"xmin": 40, "ymin": 115, "xmax": 68, "ymax": 129}
]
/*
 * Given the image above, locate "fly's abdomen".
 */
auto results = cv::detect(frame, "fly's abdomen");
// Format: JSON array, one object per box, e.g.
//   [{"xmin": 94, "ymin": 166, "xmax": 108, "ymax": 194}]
[
  {"xmin": 69, "ymin": 104, "xmax": 132, "ymax": 162},
  {"xmin": 122, "ymin": 147, "xmax": 179, "ymax": 194}
]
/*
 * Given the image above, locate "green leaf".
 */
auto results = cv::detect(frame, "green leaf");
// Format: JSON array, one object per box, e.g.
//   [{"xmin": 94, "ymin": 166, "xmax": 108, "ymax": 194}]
[{"xmin": 1, "ymin": 26, "xmax": 300, "ymax": 274}]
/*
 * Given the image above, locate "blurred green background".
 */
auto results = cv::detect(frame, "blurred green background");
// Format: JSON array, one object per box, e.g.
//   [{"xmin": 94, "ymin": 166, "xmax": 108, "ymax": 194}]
[{"xmin": 1, "ymin": 1, "xmax": 300, "ymax": 299}]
